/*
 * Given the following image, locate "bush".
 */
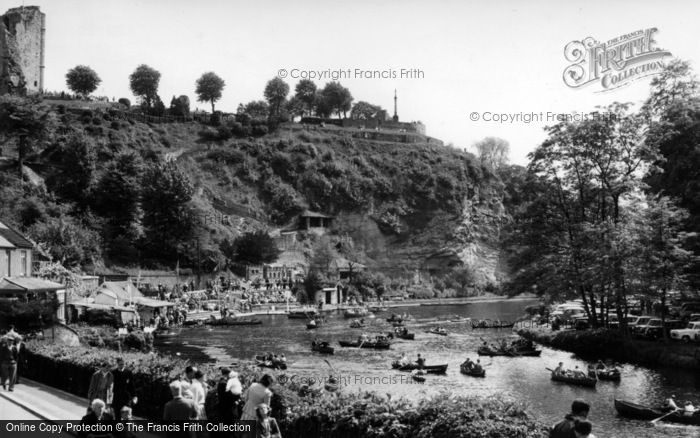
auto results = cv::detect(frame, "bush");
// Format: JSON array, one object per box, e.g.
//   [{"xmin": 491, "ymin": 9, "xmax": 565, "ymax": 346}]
[
  {"xmin": 216, "ymin": 125, "xmax": 233, "ymax": 140},
  {"xmin": 252, "ymin": 124, "xmax": 269, "ymax": 136},
  {"xmin": 118, "ymin": 98, "xmax": 131, "ymax": 108}
]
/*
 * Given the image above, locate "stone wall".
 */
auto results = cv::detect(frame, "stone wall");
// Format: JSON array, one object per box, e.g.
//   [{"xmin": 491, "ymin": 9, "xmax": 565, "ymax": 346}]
[{"xmin": 0, "ymin": 6, "xmax": 45, "ymax": 95}]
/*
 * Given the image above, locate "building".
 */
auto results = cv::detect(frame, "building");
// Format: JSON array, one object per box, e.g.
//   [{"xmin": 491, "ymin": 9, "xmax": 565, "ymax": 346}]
[
  {"xmin": 299, "ymin": 210, "xmax": 334, "ymax": 233},
  {"xmin": 90, "ymin": 281, "xmax": 173, "ymax": 324},
  {"xmin": 329, "ymin": 257, "xmax": 366, "ymax": 280},
  {"xmin": 314, "ymin": 285, "xmax": 345, "ymax": 305},
  {"xmin": 0, "ymin": 6, "xmax": 45, "ymax": 95},
  {"xmin": 0, "ymin": 220, "xmax": 66, "ymax": 322}
]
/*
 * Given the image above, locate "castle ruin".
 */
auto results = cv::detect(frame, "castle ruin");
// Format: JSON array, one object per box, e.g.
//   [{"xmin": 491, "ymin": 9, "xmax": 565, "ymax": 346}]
[{"xmin": 0, "ymin": 6, "xmax": 45, "ymax": 95}]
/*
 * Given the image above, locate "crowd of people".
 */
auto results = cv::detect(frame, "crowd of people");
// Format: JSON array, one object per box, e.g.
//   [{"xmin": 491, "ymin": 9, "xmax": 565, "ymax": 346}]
[{"xmin": 81, "ymin": 358, "xmax": 281, "ymax": 437}]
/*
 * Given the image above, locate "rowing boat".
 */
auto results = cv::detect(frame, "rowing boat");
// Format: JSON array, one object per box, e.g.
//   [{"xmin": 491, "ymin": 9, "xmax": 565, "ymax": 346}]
[
  {"xmin": 338, "ymin": 339, "xmax": 391, "ymax": 349},
  {"xmin": 205, "ymin": 317, "xmax": 262, "ymax": 326},
  {"xmin": 587, "ymin": 365, "xmax": 621, "ymax": 381},
  {"xmin": 459, "ymin": 363, "xmax": 486, "ymax": 377},
  {"xmin": 551, "ymin": 371, "xmax": 597, "ymax": 388},
  {"xmin": 614, "ymin": 399, "xmax": 700, "ymax": 425},
  {"xmin": 477, "ymin": 346, "xmax": 541, "ymax": 357},
  {"xmin": 391, "ymin": 361, "xmax": 447, "ymax": 374},
  {"xmin": 426, "ymin": 328, "xmax": 448, "ymax": 336},
  {"xmin": 311, "ymin": 342, "xmax": 334, "ymax": 355}
]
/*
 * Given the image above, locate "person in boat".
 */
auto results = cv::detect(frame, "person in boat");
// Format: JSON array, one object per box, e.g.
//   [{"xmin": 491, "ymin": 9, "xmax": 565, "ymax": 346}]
[
  {"xmin": 463, "ymin": 357, "xmax": 474, "ymax": 370},
  {"xmin": 473, "ymin": 359, "xmax": 483, "ymax": 373},
  {"xmin": 279, "ymin": 354, "xmax": 287, "ymax": 365},
  {"xmin": 683, "ymin": 401, "xmax": 696, "ymax": 416},
  {"xmin": 416, "ymin": 354, "xmax": 426, "ymax": 370},
  {"xmin": 573, "ymin": 420, "xmax": 595, "ymax": 438},
  {"xmin": 665, "ymin": 394, "xmax": 679, "ymax": 411},
  {"xmin": 572, "ymin": 366, "xmax": 586, "ymax": 379},
  {"xmin": 553, "ymin": 362, "xmax": 564, "ymax": 376},
  {"xmin": 308, "ymin": 319, "xmax": 317, "ymax": 327},
  {"xmin": 399, "ymin": 353, "xmax": 410, "ymax": 366}
]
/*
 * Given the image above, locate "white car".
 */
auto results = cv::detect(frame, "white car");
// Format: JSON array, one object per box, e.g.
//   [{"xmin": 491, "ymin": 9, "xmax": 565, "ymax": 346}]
[{"xmin": 670, "ymin": 322, "xmax": 700, "ymax": 343}]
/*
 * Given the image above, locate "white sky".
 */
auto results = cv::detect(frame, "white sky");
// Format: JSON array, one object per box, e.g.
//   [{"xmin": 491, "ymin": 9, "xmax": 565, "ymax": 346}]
[{"xmin": 27, "ymin": 0, "xmax": 700, "ymax": 164}]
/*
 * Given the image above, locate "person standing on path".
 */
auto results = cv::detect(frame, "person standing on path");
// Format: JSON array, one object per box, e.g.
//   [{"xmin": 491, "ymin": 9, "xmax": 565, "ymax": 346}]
[
  {"xmin": 88, "ymin": 361, "xmax": 114, "ymax": 413},
  {"xmin": 241, "ymin": 375, "xmax": 273, "ymax": 421},
  {"xmin": 0, "ymin": 337, "xmax": 19, "ymax": 391},
  {"xmin": 112, "ymin": 358, "xmax": 137, "ymax": 416}
]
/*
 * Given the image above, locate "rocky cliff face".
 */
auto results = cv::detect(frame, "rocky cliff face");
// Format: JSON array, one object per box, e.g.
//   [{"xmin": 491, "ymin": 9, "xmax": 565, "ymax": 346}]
[{"xmin": 332, "ymin": 181, "xmax": 507, "ymax": 286}]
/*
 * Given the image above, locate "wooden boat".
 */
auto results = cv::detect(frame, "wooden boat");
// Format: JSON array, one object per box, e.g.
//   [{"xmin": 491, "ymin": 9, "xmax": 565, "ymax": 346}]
[
  {"xmin": 311, "ymin": 342, "xmax": 334, "ymax": 355},
  {"xmin": 349, "ymin": 321, "xmax": 366, "ymax": 328},
  {"xmin": 394, "ymin": 331, "xmax": 415, "ymax": 340},
  {"xmin": 459, "ymin": 363, "xmax": 486, "ymax": 377},
  {"xmin": 182, "ymin": 319, "xmax": 204, "ymax": 327},
  {"xmin": 587, "ymin": 365, "xmax": 621, "ymax": 381},
  {"xmin": 614, "ymin": 399, "xmax": 700, "ymax": 425},
  {"xmin": 471, "ymin": 319, "xmax": 515, "ymax": 329},
  {"xmin": 369, "ymin": 306, "xmax": 388, "ymax": 312},
  {"xmin": 426, "ymin": 328, "xmax": 448, "ymax": 336},
  {"xmin": 391, "ymin": 361, "xmax": 448, "ymax": 374},
  {"xmin": 338, "ymin": 339, "xmax": 391, "ymax": 349},
  {"xmin": 306, "ymin": 322, "xmax": 320, "ymax": 329},
  {"xmin": 391, "ymin": 322, "xmax": 405, "ymax": 327},
  {"xmin": 288, "ymin": 310, "xmax": 318, "ymax": 319},
  {"xmin": 255, "ymin": 356, "xmax": 288, "ymax": 370},
  {"xmin": 551, "ymin": 371, "xmax": 597, "ymax": 388},
  {"xmin": 477, "ymin": 346, "xmax": 542, "ymax": 357},
  {"xmin": 205, "ymin": 317, "xmax": 262, "ymax": 326},
  {"xmin": 344, "ymin": 308, "xmax": 370, "ymax": 318},
  {"xmin": 387, "ymin": 314, "xmax": 411, "ymax": 323}
]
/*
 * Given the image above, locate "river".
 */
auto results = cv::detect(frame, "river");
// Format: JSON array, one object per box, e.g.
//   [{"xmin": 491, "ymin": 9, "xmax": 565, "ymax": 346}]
[{"xmin": 154, "ymin": 299, "xmax": 700, "ymax": 438}]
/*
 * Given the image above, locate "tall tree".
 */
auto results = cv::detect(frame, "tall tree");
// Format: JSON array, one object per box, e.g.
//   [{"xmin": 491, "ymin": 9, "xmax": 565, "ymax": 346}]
[
  {"xmin": 169, "ymin": 95, "xmax": 191, "ymax": 117},
  {"xmin": 294, "ymin": 79, "xmax": 317, "ymax": 116},
  {"xmin": 129, "ymin": 64, "xmax": 161, "ymax": 108},
  {"xmin": 473, "ymin": 137, "xmax": 510, "ymax": 169},
  {"xmin": 321, "ymin": 82, "xmax": 353, "ymax": 118},
  {"xmin": 224, "ymin": 231, "xmax": 280, "ymax": 266},
  {"xmin": 65, "ymin": 65, "xmax": 101, "ymax": 97},
  {"xmin": 48, "ymin": 133, "xmax": 97, "ymax": 208},
  {"xmin": 350, "ymin": 101, "xmax": 382, "ymax": 120},
  {"xmin": 140, "ymin": 162, "xmax": 196, "ymax": 264},
  {"xmin": 0, "ymin": 96, "xmax": 54, "ymax": 179},
  {"xmin": 195, "ymin": 72, "xmax": 226, "ymax": 113},
  {"xmin": 239, "ymin": 100, "xmax": 270, "ymax": 120},
  {"xmin": 264, "ymin": 77, "xmax": 290, "ymax": 119}
]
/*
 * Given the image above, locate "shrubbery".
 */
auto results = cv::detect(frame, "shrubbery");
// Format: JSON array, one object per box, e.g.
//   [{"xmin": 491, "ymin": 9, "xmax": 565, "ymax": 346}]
[{"xmin": 24, "ymin": 342, "xmax": 546, "ymax": 436}]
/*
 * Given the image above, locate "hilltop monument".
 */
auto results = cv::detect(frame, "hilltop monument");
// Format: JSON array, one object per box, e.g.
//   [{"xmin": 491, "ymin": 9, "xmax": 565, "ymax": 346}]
[
  {"xmin": 392, "ymin": 89, "xmax": 399, "ymax": 122},
  {"xmin": 0, "ymin": 5, "xmax": 45, "ymax": 95}
]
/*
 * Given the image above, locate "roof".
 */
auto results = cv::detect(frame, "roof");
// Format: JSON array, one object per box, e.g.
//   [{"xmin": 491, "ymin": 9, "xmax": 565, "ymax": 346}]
[
  {"xmin": 0, "ymin": 276, "xmax": 64, "ymax": 292},
  {"xmin": 300, "ymin": 210, "xmax": 334, "ymax": 219},
  {"xmin": 133, "ymin": 297, "xmax": 174, "ymax": 308},
  {"xmin": 67, "ymin": 300, "xmax": 136, "ymax": 313},
  {"xmin": 98, "ymin": 281, "xmax": 144, "ymax": 304},
  {"xmin": 0, "ymin": 221, "xmax": 34, "ymax": 249}
]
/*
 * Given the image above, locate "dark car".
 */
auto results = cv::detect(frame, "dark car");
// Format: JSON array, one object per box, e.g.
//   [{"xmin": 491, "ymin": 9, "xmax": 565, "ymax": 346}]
[
  {"xmin": 642, "ymin": 319, "xmax": 684, "ymax": 340},
  {"xmin": 573, "ymin": 317, "xmax": 590, "ymax": 330}
]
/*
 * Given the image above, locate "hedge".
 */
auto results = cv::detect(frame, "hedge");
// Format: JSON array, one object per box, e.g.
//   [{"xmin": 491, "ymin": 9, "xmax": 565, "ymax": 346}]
[{"xmin": 24, "ymin": 342, "xmax": 546, "ymax": 437}]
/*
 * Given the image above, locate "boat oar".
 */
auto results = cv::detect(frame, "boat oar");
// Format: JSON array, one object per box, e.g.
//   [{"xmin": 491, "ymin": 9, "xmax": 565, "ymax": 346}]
[{"xmin": 651, "ymin": 409, "xmax": 680, "ymax": 424}]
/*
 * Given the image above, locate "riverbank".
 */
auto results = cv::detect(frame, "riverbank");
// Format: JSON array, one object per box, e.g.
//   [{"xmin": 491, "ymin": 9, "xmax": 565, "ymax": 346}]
[
  {"xmin": 18, "ymin": 341, "xmax": 547, "ymax": 437},
  {"xmin": 518, "ymin": 326, "xmax": 700, "ymax": 370},
  {"xmin": 195, "ymin": 293, "xmax": 539, "ymax": 320}
]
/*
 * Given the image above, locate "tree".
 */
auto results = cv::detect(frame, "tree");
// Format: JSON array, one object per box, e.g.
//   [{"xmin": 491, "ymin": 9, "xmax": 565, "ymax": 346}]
[
  {"xmin": 169, "ymin": 95, "xmax": 190, "ymax": 117},
  {"xmin": 313, "ymin": 91, "xmax": 333, "ymax": 118},
  {"xmin": 350, "ymin": 101, "xmax": 382, "ymax": 120},
  {"xmin": 303, "ymin": 270, "xmax": 325, "ymax": 304},
  {"xmin": 48, "ymin": 133, "xmax": 97, "ymax": 208},
  {"xmin": 285, "ymin": 95, "xmax": 305, "ymax": 120},
  {"xmin": 310, "ymin": 239, "xmax": 338, "ymax": 274},
  {"xmin": 264, "ymin": 77, "xmax": 290, "ymax": 119},
  {"xmin": 238, "ymin": 100, "xmax": 269, "ymax": 120},
  {"xmin": 65, "ymin": 65, "xmax": 101, "ymax": 97},
  {"xmin": 0, "ymin": 96, "xmax": 54, "ymax": 179},
  {"xmin": 321, "ymin": 82, "xmax": 353, "ymax": 118},
  {"xmin": 195, "ymin": 72, "xmax": 226, "ymax": 113},
  {"xmin": 643, "ymin": 58, "xmax": 699, "ymax": 117},
  {"xmin": 294, "ymin": 79, "xmax": 317, "ymax": 116},
  {"xmin": 28, "ymin": 215, "xmax": 102, "ymax": 269},
  {"xmin": 129, "ymin": 64, "xmax": 161, "ymax": 108},
  {"xmin": 473, "ymin": 137, "xmax": 510, "ymax": 169},
  {"xmin": 93, "ymin": 152, "xmax": 143, "ymax": 262},
  {"xmin": 223, "ymin": 231, "xmax": 280, "ymax": 266},
  {"xmin": 140, "ymin": 162, "xmax": 196, "ymax": 264}
]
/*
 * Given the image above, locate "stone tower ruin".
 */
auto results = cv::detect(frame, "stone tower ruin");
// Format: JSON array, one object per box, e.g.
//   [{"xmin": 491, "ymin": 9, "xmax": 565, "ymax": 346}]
[{"xmin": 0, "ymin": 6, "xmax": 45, "ymax": 95}]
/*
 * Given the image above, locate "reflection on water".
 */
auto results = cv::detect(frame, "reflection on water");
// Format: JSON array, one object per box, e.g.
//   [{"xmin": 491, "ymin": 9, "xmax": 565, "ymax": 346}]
[{"xmin": 155, "ymin": 300, "xmax": 700, "ymax": 437}]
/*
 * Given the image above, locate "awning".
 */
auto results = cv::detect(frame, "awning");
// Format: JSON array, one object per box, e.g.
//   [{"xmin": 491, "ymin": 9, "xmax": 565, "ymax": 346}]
[
  {"xmin": 0, "ymin": 277, "xmax": 64, "ymax": 293},
  {"xmin": 134, "ymin": 297, "xmax": 174, "ymax": 308},
  {"xmin": 68, "ymin": 301, "xmax": 137, "ymax": 313}
]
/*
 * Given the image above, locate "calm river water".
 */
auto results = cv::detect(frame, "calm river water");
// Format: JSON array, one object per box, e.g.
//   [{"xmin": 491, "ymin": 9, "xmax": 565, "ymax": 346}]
[{"xmin": 155, "ymin": 299, "xmax": 700, "ymax": 438}]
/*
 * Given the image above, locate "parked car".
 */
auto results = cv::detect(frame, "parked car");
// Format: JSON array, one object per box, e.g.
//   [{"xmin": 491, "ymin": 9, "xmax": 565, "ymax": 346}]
[
  {"xmin": 688, "ymin": 313, "xmax": 700, "ymax": 322},
  {"xmin": 573, "ymin": 317, "xmax": 590, "ymax": 330},
  {"xmin": 642, "ymin": 319, "xmax": 683, "ymax": 340},
  {"xmin": 670, "ymin": 322, "xmax": 700, "ymax": 343},
  {"xmin": 630, "ymin": 316, "xmax": 652, "ymax": 334}
]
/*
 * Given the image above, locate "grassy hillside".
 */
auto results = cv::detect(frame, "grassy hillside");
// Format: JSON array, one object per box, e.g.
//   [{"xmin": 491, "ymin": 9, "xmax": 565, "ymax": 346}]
[{"xmin": 0, "ymin": 103, "xmax": 505, "ymax": 285}]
